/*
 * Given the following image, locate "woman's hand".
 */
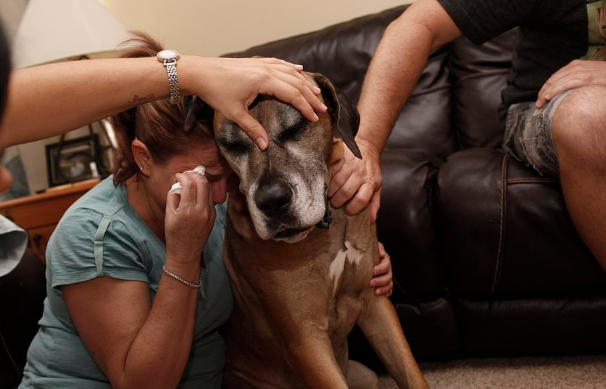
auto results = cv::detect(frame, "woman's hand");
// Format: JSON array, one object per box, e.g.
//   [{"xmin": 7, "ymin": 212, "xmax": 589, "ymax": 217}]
[
  {"xmin": 164, "ymin": 170, "xmax": 215, "ymax": 265},
  {"xmin": 182, "ymin": 56, "xmax": 327, "ymax": 149},
  {"xmin": 329, "ymin": 139, "xmax": 383, "ymax": 221},
  {"xmin": 370, "ymin": 242, "xmax": 393, "ymax": 297}
]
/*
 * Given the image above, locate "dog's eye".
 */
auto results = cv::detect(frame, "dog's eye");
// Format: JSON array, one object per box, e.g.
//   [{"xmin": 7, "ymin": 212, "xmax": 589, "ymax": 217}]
[
  {"xmin": 221, "ymin": 139, "xmax": 251, "ymax": 157},
  {"xmin": 279, "ymin": 119, "xmax": 310, "ymax": 143}
]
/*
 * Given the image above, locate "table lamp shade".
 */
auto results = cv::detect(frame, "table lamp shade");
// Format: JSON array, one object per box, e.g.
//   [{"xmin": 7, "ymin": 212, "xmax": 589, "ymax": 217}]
[{"xmin": 12, "ymin": 0, "xmax": 130, "ymax": 69}]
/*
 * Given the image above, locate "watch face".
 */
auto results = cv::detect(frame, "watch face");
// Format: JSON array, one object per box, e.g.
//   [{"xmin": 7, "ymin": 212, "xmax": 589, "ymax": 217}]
[{"xmin": 157, "ymin": 49, "xmax": 180, "ymax": 61}]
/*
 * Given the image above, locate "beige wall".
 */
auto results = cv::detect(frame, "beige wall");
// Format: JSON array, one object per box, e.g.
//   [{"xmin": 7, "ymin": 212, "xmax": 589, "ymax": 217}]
[
  {"xmin": 3, "ymin": 0, "xmax": 412, "ymax": 195},
  {"xmin": 98, "ymin": 0, "xmax": 410, "ymax": 57}
]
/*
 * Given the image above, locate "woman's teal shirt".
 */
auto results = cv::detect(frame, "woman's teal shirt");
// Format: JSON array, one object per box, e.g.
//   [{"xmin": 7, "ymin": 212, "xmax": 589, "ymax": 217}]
[{"xmin": 19, "ymin": 177, "xmax": 233, "ymax": 389}]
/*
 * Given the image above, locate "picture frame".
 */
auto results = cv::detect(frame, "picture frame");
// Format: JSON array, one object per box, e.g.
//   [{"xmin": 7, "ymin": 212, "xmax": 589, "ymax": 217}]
[{"xmin": 45, "ymin": 134, "xmax": 101, "ymax": 187}]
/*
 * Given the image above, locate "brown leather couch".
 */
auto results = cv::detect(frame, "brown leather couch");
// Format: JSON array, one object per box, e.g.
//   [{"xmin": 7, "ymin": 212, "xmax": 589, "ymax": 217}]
[{"xmin": 226, "ymin": 5, "xmax": 606, "ymax": 363}]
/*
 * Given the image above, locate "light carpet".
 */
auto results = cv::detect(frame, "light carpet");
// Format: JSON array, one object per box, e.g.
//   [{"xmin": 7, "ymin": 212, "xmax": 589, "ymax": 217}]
[{"xmin": 378, "ymin": 355, "xmax": 606, "ymax": 388}]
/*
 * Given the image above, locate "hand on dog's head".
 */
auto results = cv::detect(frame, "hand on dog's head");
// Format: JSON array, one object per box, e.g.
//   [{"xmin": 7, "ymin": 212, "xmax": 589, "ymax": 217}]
[{"xmin": 182, "ymin": 72, "xmax": 362, "ymax": 160}]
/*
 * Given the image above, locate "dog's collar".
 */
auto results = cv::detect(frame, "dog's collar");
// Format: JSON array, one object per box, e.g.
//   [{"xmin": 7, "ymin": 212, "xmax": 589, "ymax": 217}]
[
  {"xmin": 317, "ymin": 186, "xmax": 332, "ymax": 229},
  {"xmin": 317, "ymin": 208, "xmax": 332, "ymax": 229}
]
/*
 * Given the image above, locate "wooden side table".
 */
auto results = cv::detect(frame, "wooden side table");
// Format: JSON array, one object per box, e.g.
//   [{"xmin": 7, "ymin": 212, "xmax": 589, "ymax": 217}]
[{"xmin": 0, "ymin": 178, "xmax": 100, "ymax": 262}]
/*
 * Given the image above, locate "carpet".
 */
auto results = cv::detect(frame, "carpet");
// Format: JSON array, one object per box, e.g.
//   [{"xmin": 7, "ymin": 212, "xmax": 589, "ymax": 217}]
[{"xmin": 378, "ymin": 355, "xmax": 606, "ymax": 388}]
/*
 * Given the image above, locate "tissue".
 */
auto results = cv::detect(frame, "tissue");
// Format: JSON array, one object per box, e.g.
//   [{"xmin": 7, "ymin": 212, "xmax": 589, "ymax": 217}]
[{"xmin": 169, "ymin": 166, "xmax": 206, "ymax": 195}]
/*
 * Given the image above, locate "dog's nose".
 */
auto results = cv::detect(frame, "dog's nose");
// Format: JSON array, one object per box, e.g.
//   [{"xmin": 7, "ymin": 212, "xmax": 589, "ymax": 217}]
[{"xmin": 255, "ymin": 180, "xmax": 292, "ymax": 217}]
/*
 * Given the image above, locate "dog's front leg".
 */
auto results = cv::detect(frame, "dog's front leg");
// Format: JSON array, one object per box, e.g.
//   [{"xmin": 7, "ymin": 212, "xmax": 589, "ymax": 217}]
[
  {"xmin": 357, "ymin": 296, "xmax": 429, "ymax": 389},
  {"xmin": 283, "ymin": 332, "xmax": 349, "ymax": 389}
]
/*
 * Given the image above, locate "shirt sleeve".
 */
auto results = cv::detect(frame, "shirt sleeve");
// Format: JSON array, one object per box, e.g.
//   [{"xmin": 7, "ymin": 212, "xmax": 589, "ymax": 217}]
[
  {"xmin": 49, "ymin": 208, "xmax": 149, "ymax": 289},
  {"xmin": 0, "ymin": 215, "xmax": 28, "ymax": 277},
  {"xmin": 437, "ymin": 0, "xmax": 534, "ymax": 44}
]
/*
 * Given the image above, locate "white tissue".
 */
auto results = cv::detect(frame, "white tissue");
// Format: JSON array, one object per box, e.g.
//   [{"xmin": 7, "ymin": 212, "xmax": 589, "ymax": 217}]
[{"xmin": 169, "ymin": 166, "xmax": 206, "ymax": 195}]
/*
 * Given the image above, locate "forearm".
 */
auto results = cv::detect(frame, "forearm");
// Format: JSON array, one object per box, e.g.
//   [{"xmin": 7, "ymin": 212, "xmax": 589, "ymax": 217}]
[
  {"xmin": 123, "ymin": 288, "xmax": 198, "ymax": 389},
  {"xmin": 116, "ymin": 259, "xmax": 201, "ymax": 389},
  {"xmin": 0, "ymin": 55, "xmax": 205, "ymax": 149},
  {"xmin": 64, "ymin": 262, "xmax": 201, "ymax": 389},
  {"xmin": 356, "ymin": 0, "xmax": 461, "ymax": 155},
  {"xmin": 357, "ymin": 20, "xmax": 433, "ymax": 153}
]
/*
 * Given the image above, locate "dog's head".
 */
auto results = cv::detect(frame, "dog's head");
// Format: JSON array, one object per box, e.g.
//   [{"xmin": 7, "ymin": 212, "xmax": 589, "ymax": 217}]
[{"xmin": 186, "ymin": 73, "xmax": 361, "ymax": 243}]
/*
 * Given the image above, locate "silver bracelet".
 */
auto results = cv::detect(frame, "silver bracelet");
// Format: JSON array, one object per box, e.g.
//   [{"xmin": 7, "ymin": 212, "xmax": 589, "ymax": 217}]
[{"xmin": 162, "ymin": 265, "xmax": 202, "ymax": 289}]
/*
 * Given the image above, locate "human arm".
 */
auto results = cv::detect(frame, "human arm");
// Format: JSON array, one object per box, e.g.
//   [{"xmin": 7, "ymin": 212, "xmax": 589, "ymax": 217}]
[
  {"xmin": 371, "ymin": 242, "xmax": 393, "ymax": 297},
  {"xmin": 0, "ymin": 56, "xmax": 325, "ymax": 151},
  {"xmin": 329, "ymin": 0, "xmax": 462, "ymax": 220},
  {"xmin": 62, "ymin": 172, "xmax": 214, "ymax": 389},
  {"xmin": 536, "ymin": 59, "xmax": 606, "ymax": 108}
]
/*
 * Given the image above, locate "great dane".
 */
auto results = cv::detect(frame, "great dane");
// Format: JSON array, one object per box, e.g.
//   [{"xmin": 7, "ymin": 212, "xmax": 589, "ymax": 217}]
[{"xmin": 185, "ymin": 73, "xmax": 428, "ymax": 389}]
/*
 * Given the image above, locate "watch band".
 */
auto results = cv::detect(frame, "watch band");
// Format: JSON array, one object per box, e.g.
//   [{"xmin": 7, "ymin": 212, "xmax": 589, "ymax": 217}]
[
  {"xmin": 157, "ymin": 50, "xmax": 180, "ymax": 105},
  {"xmin": 165, "ymin": 60, "xmax": 179, "ymax": 105}
]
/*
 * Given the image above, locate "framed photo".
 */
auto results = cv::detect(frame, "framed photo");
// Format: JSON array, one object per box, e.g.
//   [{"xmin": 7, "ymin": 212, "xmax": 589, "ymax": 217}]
[{"xmin": 45, "ymin": 134, "xmax": 101, "ymax": 187}]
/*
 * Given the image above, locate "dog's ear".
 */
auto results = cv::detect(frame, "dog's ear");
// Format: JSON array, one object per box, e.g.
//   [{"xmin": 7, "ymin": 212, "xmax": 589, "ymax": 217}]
[
  {"xmin": 312, "ymin": 73, "xmax": 362, "ymax": 159},
  {"xmin": 183, "ymin": 95, "xmax": 214, "ymax": 133}
]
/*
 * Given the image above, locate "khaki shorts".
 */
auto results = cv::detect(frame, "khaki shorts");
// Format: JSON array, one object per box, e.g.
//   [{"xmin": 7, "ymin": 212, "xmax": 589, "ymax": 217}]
[{"xmin": 503, "ymin": 90, "xmax": 572, "ymax": 177}]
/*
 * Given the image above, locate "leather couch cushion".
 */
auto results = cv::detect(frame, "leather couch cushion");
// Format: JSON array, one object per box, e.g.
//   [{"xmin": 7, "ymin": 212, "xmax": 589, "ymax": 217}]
[
  {"xmin": 438, "ymin": 148, "xmax": 606, "ymax": 299},
  {"xmin": 458, "ymin": 297, "xmax": 606, "ymax": 355},
  {"xmin": 379, "ymin": 152, "xmax": 442, "ymax": 298}
]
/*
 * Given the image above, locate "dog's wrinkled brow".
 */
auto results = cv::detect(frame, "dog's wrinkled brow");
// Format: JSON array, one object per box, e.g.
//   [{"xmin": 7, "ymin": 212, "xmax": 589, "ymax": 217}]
[
  {"xmin": 279, "ymin": 105, "xmax": 303, "ymax": 129},
  {"xmin": 220, "ymin": 122, "xmax": 251, "ymax": 143}
]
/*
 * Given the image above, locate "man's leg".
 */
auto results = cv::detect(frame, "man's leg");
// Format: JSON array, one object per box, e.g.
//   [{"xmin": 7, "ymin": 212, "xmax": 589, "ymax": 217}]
[{"xmin": 551, "ymin": 85, "xmax": 606, "ymax": 272}]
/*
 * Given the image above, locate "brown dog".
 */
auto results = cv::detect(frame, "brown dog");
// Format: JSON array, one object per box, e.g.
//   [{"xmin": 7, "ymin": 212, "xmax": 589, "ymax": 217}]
[{"xmin": 186, "ymin": 73, "xmax": 428, "ymax": 388}]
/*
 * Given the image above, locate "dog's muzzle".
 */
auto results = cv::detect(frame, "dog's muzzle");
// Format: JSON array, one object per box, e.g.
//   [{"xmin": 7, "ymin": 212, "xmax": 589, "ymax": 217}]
[{"xmin": 254, "ymin": 179, "xmax": 293, "ymax": 219}]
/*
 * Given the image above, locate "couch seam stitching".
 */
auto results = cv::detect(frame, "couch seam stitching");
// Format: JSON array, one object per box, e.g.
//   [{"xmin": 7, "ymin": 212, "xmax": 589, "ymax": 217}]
[
  {"xmin": 507, "ymin": 177, "xmax": 558, "ymax": 184},
  {"xmin": 492, "ymin": 154, "xmax": 509, "ymax": 296}
]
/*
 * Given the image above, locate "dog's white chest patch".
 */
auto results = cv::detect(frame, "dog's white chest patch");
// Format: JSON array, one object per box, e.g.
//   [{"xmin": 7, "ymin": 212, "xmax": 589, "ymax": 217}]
[{"xmin": 329, "ymin": 241, "xmax": 363, "ymax": 295}]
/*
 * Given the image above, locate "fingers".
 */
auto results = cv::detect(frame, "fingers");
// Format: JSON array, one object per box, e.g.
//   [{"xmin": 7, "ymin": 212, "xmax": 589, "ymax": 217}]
[
  {"xmin": 329, "ymin": 145, "xmax": 383, "ymax": 217},
  {"xmin": 369, "ymin": 189, "xmax": 381, "ymax": 223},
  {"xmin": 371, "ymin": 243, "xmax": 393, "ymax": 297},
  {"xmin": 374, "ymin": 281, "xmax": 394, "ymax": 297},
  {"xmin": 259, "ymin": 67, "xmax": 326, "ymax": 122},
  {"xmin": 166, "ymin": 183, "xmax": 180, "ymax": 212},
  {"xmin": 329, "ymin": 172, "xmax": 358, "ymax": 209},
  {"xmin": 536, "ymin": 61, "xmax": 578, "ymax": 108},
  {"xmin": 327, "ymin": 158, "xmax": 349, "ymax": 198},
  {"xmin": 344, "ymin": 184, "xmax": 374, "ymax": 216},
  {"xmin": 370, "ymin": 270, "xmax": 391, "ymax": 288},
  {"xmin": 371, "ymin": 265, "xmax": 393, "ymax": 297},
  {"xmin": 329, "ymin": 147, "xmax": 361, "ymax": 207},
  {"xmin": 165, "ymin": 172, "xmax": 214, "ymax": 263},
  {"xmin": 205, "ymin": 57, "xmax": 326, "ymax": 151},
  {"xmin": 170, "ymin": 172, "xmax": 211, "ymax": 210},
  {"xmin": 536, "ymin": 60, "xmax": 605, "ymax": 108},
  {"xmin": 537, "ymin": 74, "xmax": 580, "ymax": 108},
  {"xmin": 228, "ymin": 111, "xmax": 269, "ymax": 150},
  {"xmin": 373, "ymin": 256, "xmax": 391, "ymax": 278}
]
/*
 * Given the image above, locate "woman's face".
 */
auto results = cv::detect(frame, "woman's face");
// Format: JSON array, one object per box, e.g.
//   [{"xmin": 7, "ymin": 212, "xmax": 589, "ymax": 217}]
[{"xmin": 146, "ymin": 140, "xmax": 234, "ymax": 213}]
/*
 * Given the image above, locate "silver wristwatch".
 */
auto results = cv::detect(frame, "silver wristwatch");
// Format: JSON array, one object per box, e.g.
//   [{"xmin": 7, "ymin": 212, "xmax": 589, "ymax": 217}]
[{"xmin": 157, "ymin": 49, "xmax": 180, "ymax": 105}]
